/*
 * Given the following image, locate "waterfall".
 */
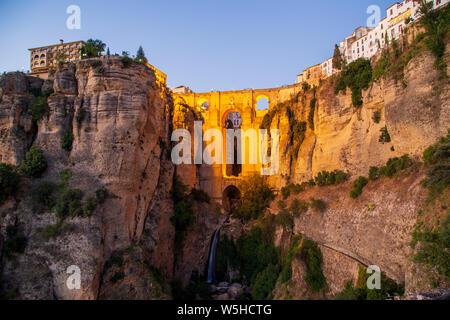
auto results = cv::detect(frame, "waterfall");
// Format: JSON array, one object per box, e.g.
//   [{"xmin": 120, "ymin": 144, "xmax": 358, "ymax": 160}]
[{"xmin": 207, "ymin": 228, "xmax": 220, "ymax": 284}]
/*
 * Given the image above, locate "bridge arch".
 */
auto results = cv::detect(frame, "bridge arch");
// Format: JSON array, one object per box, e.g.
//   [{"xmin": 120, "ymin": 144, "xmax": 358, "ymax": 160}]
[
  {"xmin": 255, "ymin": 94, "xmax": 270, "ymax": 110},
  {"xmin": 223, "ymin": 185, "xmax": 241, "ymax": 213}
]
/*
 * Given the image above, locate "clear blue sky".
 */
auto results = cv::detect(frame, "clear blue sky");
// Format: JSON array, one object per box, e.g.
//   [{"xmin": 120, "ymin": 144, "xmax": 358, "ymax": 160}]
[{"xmin": 0, "ymin": 0, "xmax": 395, "ymax": 92}]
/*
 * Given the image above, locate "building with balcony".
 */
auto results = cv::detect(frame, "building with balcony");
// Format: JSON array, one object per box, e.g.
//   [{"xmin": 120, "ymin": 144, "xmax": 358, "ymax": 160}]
[{"xmin": 28, "ymin": 40, "xmax": 85, "ymax": 79}]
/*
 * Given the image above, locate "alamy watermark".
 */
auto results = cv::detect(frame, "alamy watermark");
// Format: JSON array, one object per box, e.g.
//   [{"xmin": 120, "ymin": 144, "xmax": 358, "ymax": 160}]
[
  {"xmin": 66, "ymin": 265, "xmax": 81, "ymax": 290},
  {"xmin": 171, "ymin": 121, "xmax": 280, "ymax": 175},
  {"xmin": 66, "ymin": 5, "xmax": 81, "ymax": 30}
]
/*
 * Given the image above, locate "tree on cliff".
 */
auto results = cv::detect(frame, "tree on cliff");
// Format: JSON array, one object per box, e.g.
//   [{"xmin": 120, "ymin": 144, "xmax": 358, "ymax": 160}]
[
  {"xmin": 136, "ymin": 46, "xmax": 148, "ymax": 64},
  {"xmin": 80, "ymin": 39, "xmax": 106, "ymax": 59},
  {"xmin": 332, "ymin": 44, "xmax": 344, "ymax": 70}
]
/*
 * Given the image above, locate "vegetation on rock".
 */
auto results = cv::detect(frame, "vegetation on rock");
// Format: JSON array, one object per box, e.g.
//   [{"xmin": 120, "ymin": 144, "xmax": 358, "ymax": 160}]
[{"xmin": 20, "ymin": 146, "xmax": 47, "ymax": 178}]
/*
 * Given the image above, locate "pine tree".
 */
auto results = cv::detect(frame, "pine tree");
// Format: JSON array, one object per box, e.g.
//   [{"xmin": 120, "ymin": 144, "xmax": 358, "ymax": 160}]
[
  {"xmin": 106, "ymin": 47, "xmax": 110, "ymax": 56},
  {"xmin": 332, "ymin": 44, "xmax": 344, "ymax": 70},
  {"xmin": 136, "ymin": 46, "xmax": 147, "ymax": 63}
]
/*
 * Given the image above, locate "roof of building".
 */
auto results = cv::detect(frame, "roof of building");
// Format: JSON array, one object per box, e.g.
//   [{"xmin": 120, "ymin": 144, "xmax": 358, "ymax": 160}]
[{"xmin": 28, "ymin": 40, "xmax": 85, "ymax": 51}]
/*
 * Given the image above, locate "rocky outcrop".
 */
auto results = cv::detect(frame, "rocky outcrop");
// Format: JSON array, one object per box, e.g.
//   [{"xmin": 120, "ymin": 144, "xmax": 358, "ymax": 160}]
[
  {"xmin": 0, "ymin": 57, "xmax": 176, "ymax": 300},
  {"xmin": 0, "ymin": 72, "xmax": 41, "ymax": 165}
]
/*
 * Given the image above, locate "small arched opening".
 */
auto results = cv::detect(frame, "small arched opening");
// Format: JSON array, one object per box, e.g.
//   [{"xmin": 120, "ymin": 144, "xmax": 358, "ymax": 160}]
[
  {"xmin": 224, "ymin": 111, "xmax": 242, "ymax": 177},
  {"xmin": 223, "ymin": 185, "xmax": 241, "ymax": 214},
  {"xmin": 256, "ymin": 95, "xmax": 270, "ymax": 110}
]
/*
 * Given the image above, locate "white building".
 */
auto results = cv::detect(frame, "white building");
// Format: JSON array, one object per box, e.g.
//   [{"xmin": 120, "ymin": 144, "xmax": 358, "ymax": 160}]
[
  {"xmin": 298, "ymin": 0, "xmax": 448, "ymax": 84},
  {"xmin": 321, "ymin": 58, "xmax": 338, "ymax": 78}
]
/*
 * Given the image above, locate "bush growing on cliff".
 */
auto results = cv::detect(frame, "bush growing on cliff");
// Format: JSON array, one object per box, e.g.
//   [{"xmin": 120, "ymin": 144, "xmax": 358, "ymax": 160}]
[
  {"xmin": 190, "ymin": 188, "xmax": 210, "ymax": 203},
  {"xmin": 334, "ymin": 266, "xmax": 404, "ymax": 300},
  {"xmin": 95, "ymin": 187, "xmax": 109, "ymax": 204},
  {"xmin": 233, "ymin": 175, "xmax": 275, "ymax": 221},
  {"xmin": 350, "ymin": 176, "xmax": 369, "ymax": 199},
  {"xmin": 372, "ymin": 110, "xmax": 381, "ymax": 124},
  {"xmin": 3, "ymin": 224, "xmax": 27, "ymax": 260},
  {"xmin": 379, "ymin": 126, "xmax": 391, "ymax": 144},
  {"xmin": 0, "ymin": 163, "xmax": 20, "ymax": 205},
  {"xmin": 80, "ymin": 39, "xmax": 106, "ymax": 59},
  {"xmin": 300, "ymin": 239, "xmax": 326, "ymax": 293},
  {"xmin": 310, "ymin": 198, "xmax": 326, "ymax": 213},
  {"xmin": 170, "ymin": 176, "xmax": 195, "ymax": 243},
  {"xmin": 279, "ymin": 234, "xmax": 302, "ymax": 284},
  {"xmin": 314, "ymin": 170, "xmax": 348, "ymax": 187},
  {"xmin": 32, "ymin": 181, "xmax": 55, "ymax": 213},
  {"xmin": 335, "ymin": 58, "xmax": 373, "ymax": 107},
  {"xmin": 289, "ymin": 199, "xmax": 309, "ymax": 217},
  {"xmin": 421, "ymin": 131, "xmax": 450, "ymax": 200},
  {"xmin": 290, "ymin": 120, "xmax": 307, "ymax": 158},
  {"xmin": 31, "ymin": 96, "xmax": 49, "ymax": 122},
  {"xmin": 236, "ymin": 226, "xmax": 279, "ymax": 284},
  {"xmin": 252, "ymin": 264, "xmax": 279, "ymax": 300},
  {"xmin": 20, "ymin": 146, "xmax": 47, "ymax": 178},
  {"xmin": 308, "ymin": 98, "xmax": 317, "ymax": 131},
  {"xmin": 54, "ymin": 188, "xmax": 84, "ymax": 219},
  {"xmin": 61, "ymin": 130, "xmax": 74, "ymax": 152},
  {"xmin": 411, "ymin": 215, "xmax": 449, "ymax": 283}
]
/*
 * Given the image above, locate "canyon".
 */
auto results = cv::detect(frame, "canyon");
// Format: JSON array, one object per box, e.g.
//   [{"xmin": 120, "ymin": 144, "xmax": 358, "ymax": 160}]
[{"xmin": 0, "ymin": 34, "xmax": 448, "ymax": 299}]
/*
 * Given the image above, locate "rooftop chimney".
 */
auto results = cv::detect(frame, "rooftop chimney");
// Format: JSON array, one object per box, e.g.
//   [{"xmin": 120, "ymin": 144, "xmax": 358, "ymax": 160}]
[{"xmin": 60, "ymin": 39, "xmax": 64, "ymax": 45}]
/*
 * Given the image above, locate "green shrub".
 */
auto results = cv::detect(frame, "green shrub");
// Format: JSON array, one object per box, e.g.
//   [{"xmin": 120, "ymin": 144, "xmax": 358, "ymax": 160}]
[
  {"xmin": 372, "ymin": 56, "xmax": 390, "ymax": 82},
  {"xmin": 300, "ymin": 240, "xmax": 326, "ymax": 292},
  {"xmin": 379, "ymin": 126, "xmax": 391, "ymax": 144},
  {"xmin": 216, "ymin": 234, "xmax": 239, "ymax": 281},
  {"xmin": 121, "ymin": 56, "xmax": 133, "ymax": 68},
  {"xmin": 41, "ymin": 222, "xmax": 62, "ymax": 240},
  {"xmin": 381, "ymin": 155, "xmax": 412, "ymax": 178},
  {"xmin": 279, "ymin": 235, "xmax": 302, "ymax": 284},
  {"xmin": 372, "ymin": 110, "xmax": 381, "ymax": 124},
  {"xmin": 32, "ymin": 181, "xmax": 55, "ymax": 213},
  {"xmin": 290, "ymin": 120, "xmax": 307, "ymax": 158},
  {"xmin": 335, "ymin": 265, "xmax": 404, "ymax": 300},
  {"xmin": 110, "ymin": 271, "xmax": 125, "ymax": 283},
  {"xmin": 350, "ymin": 176, "xmax": 369, "ymax": 199},
  {"xmin": 314, "ymin": 170, "xmax": 348, "ymax": 187},
  {"xmin": 252, "ymin": 264, "xmax": 279, "ymax": 300},
  {"xmin": 412, "ymin": 215, "xmax": 449, "ymax": 282},
  {"xmin": 83, "ymin": 197, "xmax": 97, "ymax": 217},
  {"xmin": 76, "ymin": 108, "xmax": 86, "ymax": 124},
  {"xmin": 308, "ymin": 98, "xmax": 317, "ymax": 131},
  {"xmin": 335, "ymin": 58, "xmax": 373, "ymax": 107},
  {"xmin": 190, "ymin": 188, "xmax": 211, "ymax": 203},
  {"xmin": 275, "ymin": 210, "xmax": 294, "ymax": 230},
  {"xmin": 80, "ymin": 39, "xmax": 106, "ymax": 58},
  {"xmin": 95, "ymin": 187, "xmax": 109, "ymax": 204},
  {"xmin": 233, "ymin": 175, "xmax": 275, "ymax": 221},
  {"xmin": 20, "ymin": 146, "xmax": 47, "ymax": 178},
  {"xmin": 236, "ymin": 226, "xmax": 279, "ymax": 284},
  {"xmin": 54, "ymin": 188, "xmax": 84, "ymax": 219},
  {"xmin": 31, "ymin": 96, "xmax": 49, "ymax": 122},
  {"xmin": 3, "ymin": 224, "xmax": 27, "ymax": 260},
  {"xmin": 310, "ymin": 198, "xmax": 326, "ymax": 213},
  {"xmin": 0, "ymin": 163, "xmax": 20, "ymax": 205},
  {"xmin": 61, "ymin": 130, "xmax": 74, "ymax": 151},
  {"xmin": 369, "ymin": 166, "xmax": 381, "ymax": 180},
  {"xmin": 170, "ymin": 176, "xmax": 195, "ymax": 243},
  {"xmin": 281, "ymin": 186, "xmax": 291, "ymax": 200},
  {"xmin": 290, "ymin": 199, "xmax": 309, "ymax": 217}
]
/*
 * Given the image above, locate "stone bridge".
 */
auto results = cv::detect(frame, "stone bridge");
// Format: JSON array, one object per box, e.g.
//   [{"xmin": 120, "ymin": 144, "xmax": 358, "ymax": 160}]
[{"xmin": 172, "ymin": 84, "xmax": 304, "ymax": 204}]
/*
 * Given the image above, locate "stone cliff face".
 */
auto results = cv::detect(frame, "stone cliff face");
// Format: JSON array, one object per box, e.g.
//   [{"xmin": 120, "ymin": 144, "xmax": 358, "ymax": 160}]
[
  {"xmin": 0, "ymin": 57, "xmax": 176, "ymax": 299},
  {"xmin": 277, "ymin": 47, "xmax": 449, "ymax": 184}
]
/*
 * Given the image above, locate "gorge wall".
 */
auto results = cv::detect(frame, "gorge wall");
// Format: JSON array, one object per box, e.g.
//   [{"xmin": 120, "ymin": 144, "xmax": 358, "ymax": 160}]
[{"xmin": 0, "ymin": 57, "xmax": 177, "ymax": 299}]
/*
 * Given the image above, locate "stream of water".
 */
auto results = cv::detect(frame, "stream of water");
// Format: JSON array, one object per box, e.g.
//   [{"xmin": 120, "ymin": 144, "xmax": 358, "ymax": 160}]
[{"xmin": 206, "ymin": 228, "xmax": 221, "ymax": 284}]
